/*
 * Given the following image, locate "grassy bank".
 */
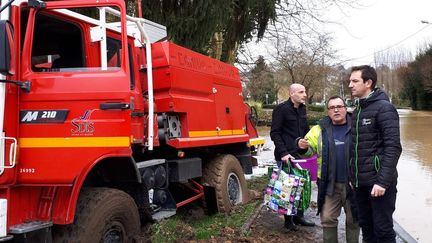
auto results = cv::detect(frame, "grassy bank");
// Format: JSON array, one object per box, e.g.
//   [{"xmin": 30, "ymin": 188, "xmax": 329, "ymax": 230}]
[{"xmin": 150, "ymin": 176, "xmax": 268, "ymax": 242}]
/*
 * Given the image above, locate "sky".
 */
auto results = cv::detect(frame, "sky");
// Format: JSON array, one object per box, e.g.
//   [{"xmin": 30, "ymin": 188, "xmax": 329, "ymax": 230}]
[
  {"xmin": 325, "ymin": 0, "xmax": 432, "ymax": 67},
  {"xmin": 242, "ymin": 0, "xmax": 432, "ymax": 70}
]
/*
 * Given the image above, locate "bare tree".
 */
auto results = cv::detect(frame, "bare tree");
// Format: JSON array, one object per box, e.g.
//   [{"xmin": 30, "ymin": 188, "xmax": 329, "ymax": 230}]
[
  {"xmin": 270, "ymin": 33, "xmax": 337, "ymax": 103},
  {"xmin": 373, "ymin": 47, "xmax": 412, "ymax": 103},
  {"xmin": 236, "ymin": 0, "xmax": 360, "ymax": 73},
  {"xmin": 235, "ymin": 0, "xmax": 361, "ymax": 104}
]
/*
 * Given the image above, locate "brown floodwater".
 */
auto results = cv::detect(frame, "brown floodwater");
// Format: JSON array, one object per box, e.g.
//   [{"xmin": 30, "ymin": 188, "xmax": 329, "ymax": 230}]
[
  {"xmin": 256, "ymin": 109, "xmax": 432, "ymax": 242},
  {"xmin": 395, "ymin": 109, "xmax": 432, "ymax": 242}
]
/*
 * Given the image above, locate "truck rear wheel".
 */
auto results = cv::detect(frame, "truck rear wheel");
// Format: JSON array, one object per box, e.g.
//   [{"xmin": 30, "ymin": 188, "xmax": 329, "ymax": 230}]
[
  {"xmin": 202, "ymin": 154, "xmax": 249, "ymax": 213},
  {"xmin": 53, "ymin": 187, "xmax": 140, "ymax": 243}
]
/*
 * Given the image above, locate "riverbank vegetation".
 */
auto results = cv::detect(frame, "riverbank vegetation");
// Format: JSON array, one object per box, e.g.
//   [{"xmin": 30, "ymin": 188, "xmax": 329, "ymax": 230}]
[
  {"xmin": 398, "ymin": 48, "xmax": 432, "ymax": 110},
  {"xmin": 247, "ymin": 101, "xmax": 326, "ymax": 126},
  {"xmin": 243, "ymin": 43, "xmax": 432, "ymax": 112}
]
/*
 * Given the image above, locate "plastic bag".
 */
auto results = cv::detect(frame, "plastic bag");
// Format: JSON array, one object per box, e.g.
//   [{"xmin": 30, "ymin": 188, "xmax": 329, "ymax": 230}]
[
  {"xmin": 288, "ymin": 162, "xmax": 311, "ymax": 212},
  {"xmin": 265, "ymin": 161, "xmax": 311, "ymax": 213},
  {"xmin": 264, "ymin": 165, "xmax": 308, "ymax": 215}
]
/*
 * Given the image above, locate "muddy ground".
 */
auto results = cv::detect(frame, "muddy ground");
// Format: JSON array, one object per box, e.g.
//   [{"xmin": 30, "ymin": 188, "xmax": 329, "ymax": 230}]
[
  {"xmin": 176, "ymin": 189, "xmax": 405, "ymax": 243},
  {"xmin": 226, "ymin": 191, "xmax": 345, "ymax": 243},
  {"xmin": 243, "ymin": 201, "xmax": 325, "ymax": 242},
  {"xmin": 166, "ymin": 188, "xmax": 342, "ymax": 243}
]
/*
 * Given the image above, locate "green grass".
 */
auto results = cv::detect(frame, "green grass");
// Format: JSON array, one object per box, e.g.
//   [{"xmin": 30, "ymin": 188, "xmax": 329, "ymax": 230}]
[
  {"xmin": 247, "ymin": 175, "xmax": 269, "ymax": 190},
  {"xmin": 150, "ymin": 175, "xmax": 268, "ymax": 242},
  {"xmin": 151, "ymin": 218, "xmax": 184, "ymax": 242}
]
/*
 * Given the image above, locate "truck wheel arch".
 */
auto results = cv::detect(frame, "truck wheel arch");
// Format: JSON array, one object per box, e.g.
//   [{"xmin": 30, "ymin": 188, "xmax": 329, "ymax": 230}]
[
  {"xmin": 53, "ymin": 187, "xmax": 141, "ymax": 242},
  {"xmin": 202, "ymin": 154, "xmax": 249, "ymax": 213},
  {"xmin": 61, "ymin": 155, "xmax": 141, "ymax": 224}
]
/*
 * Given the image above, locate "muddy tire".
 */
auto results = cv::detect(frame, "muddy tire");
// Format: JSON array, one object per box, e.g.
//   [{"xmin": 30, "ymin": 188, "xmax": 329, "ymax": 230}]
[
  {"xmin": 202, "ymin": 154, "xmax": 249, "ymax": 213},
  {"xmin": 52, "ymin": 187, "xmax": 140, "ymax": 243}
]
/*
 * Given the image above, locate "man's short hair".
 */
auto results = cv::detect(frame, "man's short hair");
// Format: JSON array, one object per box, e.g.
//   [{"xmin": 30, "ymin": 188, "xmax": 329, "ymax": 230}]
[
  {"xmin": 351, "ymin": 65, "xmax": 377, "ymax": 89},
  {"xmin": 326, "ymin": 95, "xmax": 346, "ymax": 108}
]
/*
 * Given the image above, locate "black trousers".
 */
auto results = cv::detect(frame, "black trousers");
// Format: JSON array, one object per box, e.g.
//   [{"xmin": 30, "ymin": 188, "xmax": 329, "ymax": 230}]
[{"xmin": 353, "ymin": 181, "xmax": 397, "ymax": 243}]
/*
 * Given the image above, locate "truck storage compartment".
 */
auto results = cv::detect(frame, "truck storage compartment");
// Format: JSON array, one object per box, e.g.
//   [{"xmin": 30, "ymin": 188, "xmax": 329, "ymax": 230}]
[{"xmin": 143, "ymin": 42, "xmax": 247, "ymax": 141}]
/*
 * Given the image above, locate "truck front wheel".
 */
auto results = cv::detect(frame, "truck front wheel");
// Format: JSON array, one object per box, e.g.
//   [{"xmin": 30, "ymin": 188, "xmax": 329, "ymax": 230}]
[
  {"xmin": 202, "ymin": 154, "xmax": 249, "ymax": 213},
  {"xmin": 53, "ymin": 187, "xmax": 141, "ymax": 243}
]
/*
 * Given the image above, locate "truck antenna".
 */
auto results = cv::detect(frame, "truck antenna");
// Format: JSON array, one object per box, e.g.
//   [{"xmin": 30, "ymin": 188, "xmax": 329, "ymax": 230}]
[{"xmin": 0, "ymin": 0, "xmax": 16, "ymax": 13}]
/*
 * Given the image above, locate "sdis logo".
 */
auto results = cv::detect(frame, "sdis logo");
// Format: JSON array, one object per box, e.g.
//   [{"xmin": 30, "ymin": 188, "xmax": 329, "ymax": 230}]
[{"xmin": 71, "ymin": 110, "xmax": 95, "ymax": 134}]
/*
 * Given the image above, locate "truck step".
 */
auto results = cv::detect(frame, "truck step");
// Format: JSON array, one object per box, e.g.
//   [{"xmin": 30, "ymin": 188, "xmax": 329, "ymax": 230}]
[
  {"xmin": 9, "ymin": 221, "xmax": 53, "ymax": 234},
  {"xmin": 152, "ymin": 210, "xmax": 176, "ymax": 221}
]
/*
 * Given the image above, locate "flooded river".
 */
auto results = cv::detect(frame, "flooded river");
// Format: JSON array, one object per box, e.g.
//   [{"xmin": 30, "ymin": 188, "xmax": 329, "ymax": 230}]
[
  {"xmin": 395, "ymin": 109, "xmax": 432, "ymax": 242},
  {"xmin": 257, "ymin": 109, "xmax": 432, "ymax": 242}
]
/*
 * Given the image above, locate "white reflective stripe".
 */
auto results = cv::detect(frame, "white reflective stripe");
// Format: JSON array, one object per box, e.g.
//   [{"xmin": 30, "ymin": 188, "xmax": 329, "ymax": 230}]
[
  {"xmin": 98, "ymin": 7, "xmax": 107, "ymax": 70},
  {"xmin": 0, "ymin": 199, "xmax": 7, "ymax": 237},
  {"xmin": 0, "ymin": 137, "xmax": 17, "ymax": 172}
]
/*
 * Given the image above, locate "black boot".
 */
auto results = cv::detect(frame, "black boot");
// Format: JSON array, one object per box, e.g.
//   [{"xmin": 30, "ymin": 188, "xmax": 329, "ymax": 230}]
[
  {"xmin": 284, "ymin": 215, "xmax": 298, "ymax": 231},
  {"xmin": 293, "ymin": 210, "xmax": 315, "ymax": 227}
]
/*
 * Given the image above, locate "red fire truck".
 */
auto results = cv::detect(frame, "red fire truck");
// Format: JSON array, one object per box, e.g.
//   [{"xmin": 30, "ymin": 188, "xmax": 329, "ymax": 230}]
[{"xmin": 0, "ymin": 0, "xmax": 261, "ymax": 241}]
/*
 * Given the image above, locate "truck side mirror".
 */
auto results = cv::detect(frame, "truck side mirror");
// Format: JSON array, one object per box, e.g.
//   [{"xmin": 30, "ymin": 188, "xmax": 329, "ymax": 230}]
[{"xmin": 0, "ymin": 20, "xmax": 15, "ymax": 75}]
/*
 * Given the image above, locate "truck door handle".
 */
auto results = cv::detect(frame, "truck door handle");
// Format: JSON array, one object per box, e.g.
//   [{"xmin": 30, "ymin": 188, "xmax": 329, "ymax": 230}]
[{"xmin": 100, "ymin": 102, "xmax": 130, "ymax": 110}]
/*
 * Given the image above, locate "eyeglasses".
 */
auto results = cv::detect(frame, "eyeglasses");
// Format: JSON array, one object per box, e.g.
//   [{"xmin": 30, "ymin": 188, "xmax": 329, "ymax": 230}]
[{"xmin": 327, "ymin": 105, "xmax": 346, "ymax": 110}]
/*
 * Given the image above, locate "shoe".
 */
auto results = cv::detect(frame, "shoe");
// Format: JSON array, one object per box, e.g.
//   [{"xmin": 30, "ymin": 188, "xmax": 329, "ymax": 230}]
[
  {"xmin": 284, "ymin": 215, "xmax": 299, "ymax": 231},
  {"xmin": 293, "ymin": 215, "xmax": 315, "ymax": 226}
]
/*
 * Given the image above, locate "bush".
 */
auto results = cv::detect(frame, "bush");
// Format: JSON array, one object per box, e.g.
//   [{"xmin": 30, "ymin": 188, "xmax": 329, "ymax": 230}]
[
  {"xmin": 262, "ymin": 104, "xmax": 277, "ymax": 109},
  {"xmin": 246, "ymin": 100, "xmax": 263, "ymax": 116},
  {"xmin": 307, "ymin": 110, "xmax": 326, "ymax": 126},
  {"xmin": 255, "ymin": 105, "xmax": 326, "ymax": 127},
  {"xmin": 258, "ymin": 109, "xmax": 273, "ymax": 126},
  {"xmin": 307, "ymin": 104, "xmax": 325, "ymax": 112}
]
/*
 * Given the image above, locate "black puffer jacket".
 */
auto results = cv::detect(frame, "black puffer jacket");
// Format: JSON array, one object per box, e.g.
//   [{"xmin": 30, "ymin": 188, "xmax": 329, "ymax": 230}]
[
  {"xmin": 270, "ymin": 99, "xmax": 309, "ymax": 161},
  {"xmin": 350, "ymin": 89, "xmax": 402, "ymax": 188}
]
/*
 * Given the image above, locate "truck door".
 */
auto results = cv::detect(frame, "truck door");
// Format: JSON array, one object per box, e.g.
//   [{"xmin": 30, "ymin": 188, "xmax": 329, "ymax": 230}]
[
  {"xmin": 18, "ymin": 3, "xmax": 132, "ymax": 183},
  {"xmin": 214, "ymin": 83, "xmax": 245, "ymax": 136}
]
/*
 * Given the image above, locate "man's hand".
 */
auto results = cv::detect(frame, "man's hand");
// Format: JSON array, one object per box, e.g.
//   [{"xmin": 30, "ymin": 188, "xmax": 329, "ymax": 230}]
[
  {"xmin": 371, "ymin": 184, "xmax": 386, "ymax": 197},
  {"xmin": 298, "ymin": 138, "xmax": 309, "ymax": 149},
  {"xmin": 281, "ymin": 154, "xmax": 295, "ymax": 163}
]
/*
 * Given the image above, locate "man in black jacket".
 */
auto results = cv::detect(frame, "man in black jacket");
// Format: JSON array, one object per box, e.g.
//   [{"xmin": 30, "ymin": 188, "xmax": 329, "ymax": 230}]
[
  {"xmin": 348, "ymin": 65, "xmax": 402, "ymax": 243},
  {"xmin": 270, "ymin": 83, "xmax": 315, "ymax": 230}
]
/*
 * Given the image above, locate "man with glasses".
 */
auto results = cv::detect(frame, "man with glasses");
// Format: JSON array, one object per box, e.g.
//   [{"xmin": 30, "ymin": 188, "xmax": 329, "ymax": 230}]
[
  {"xmin": 298, "ymin": 96, "xmax": 359, "ymax": 242},
  {"xmin": 270, "ymin": 83, "xmax": 315, "ymax": 230},
  {"xmin": 348, "ymin": 65, "xmax": 401, "ymax": 243}
]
